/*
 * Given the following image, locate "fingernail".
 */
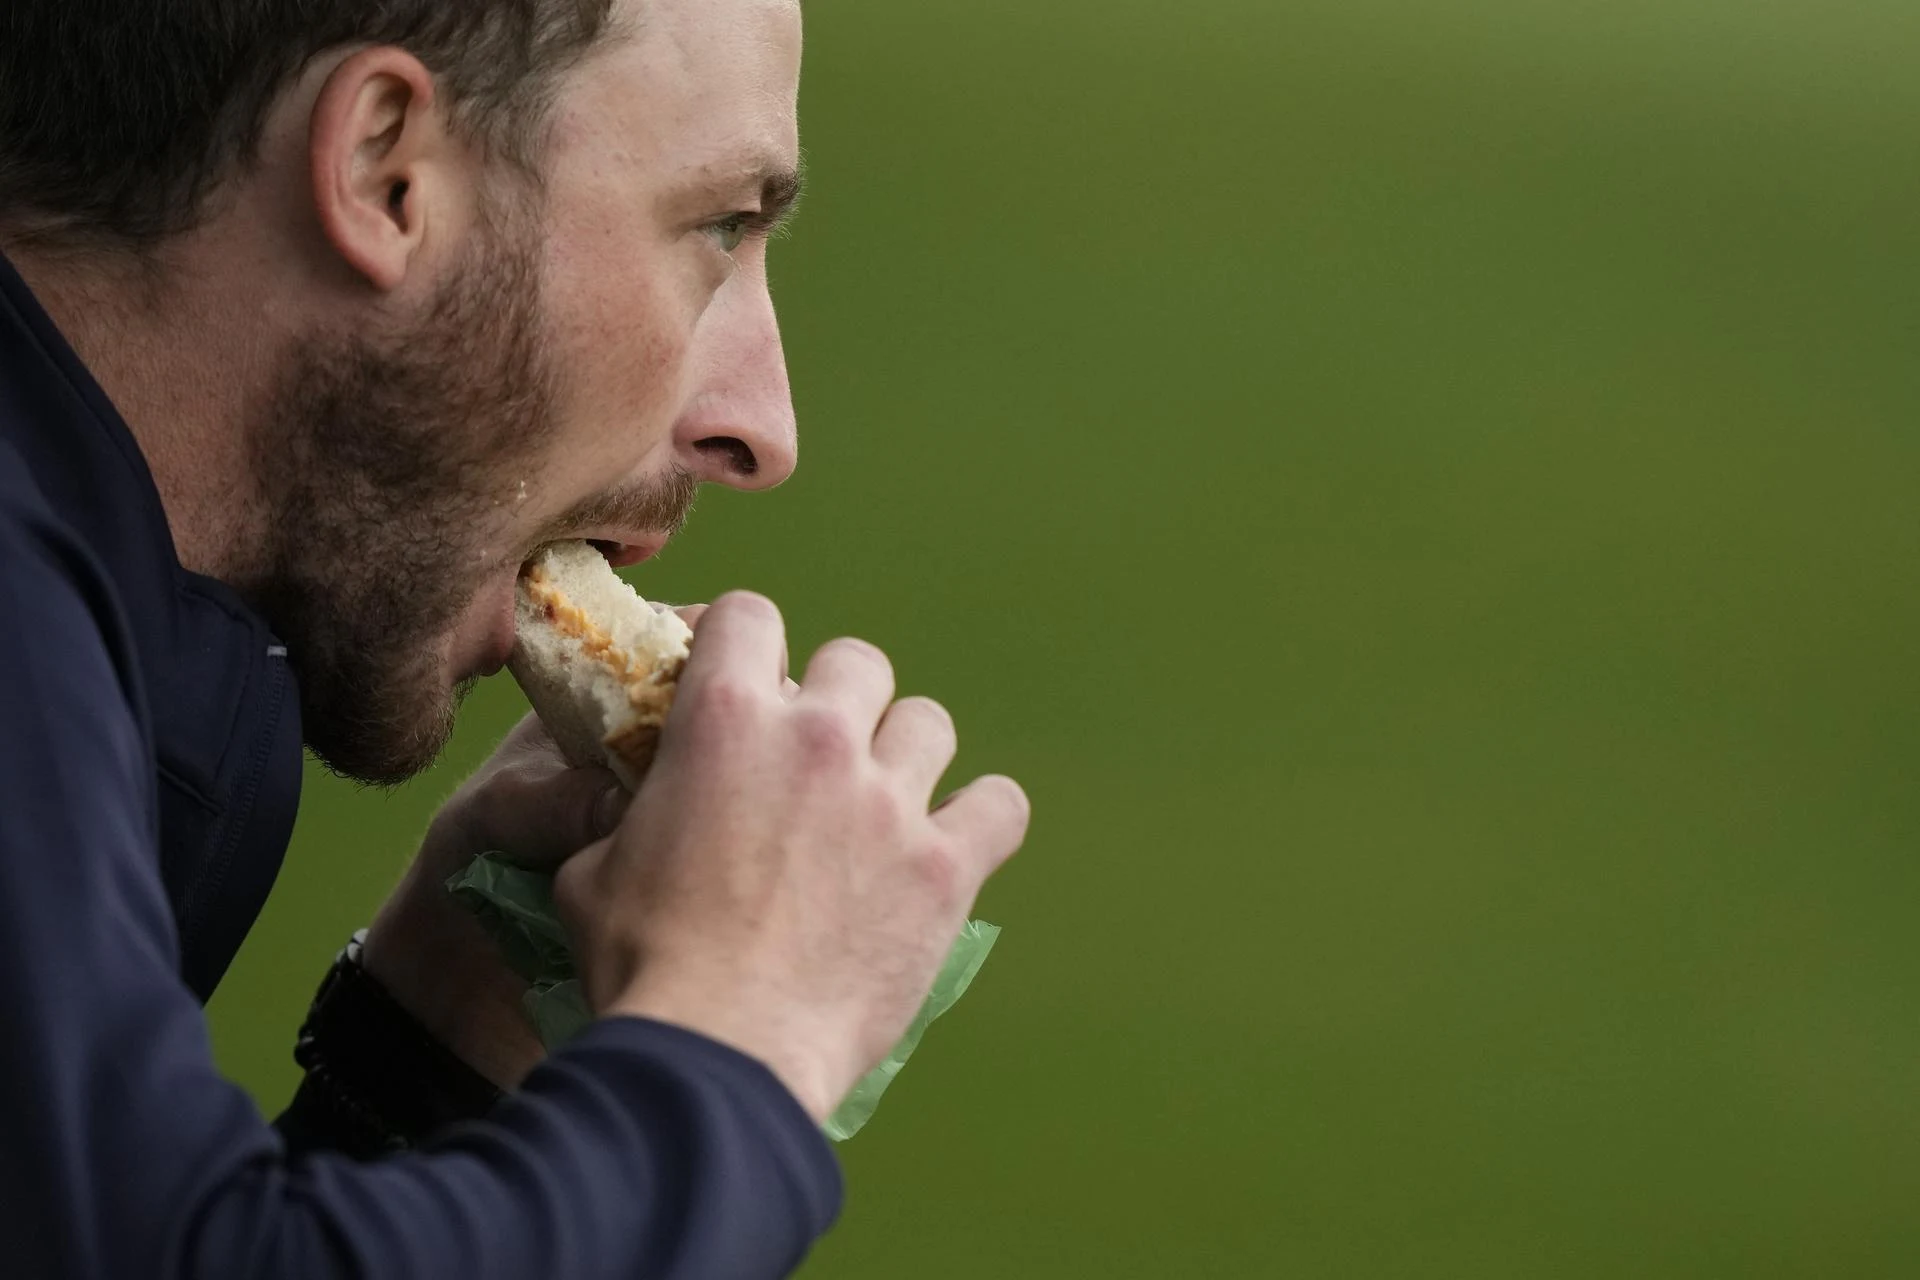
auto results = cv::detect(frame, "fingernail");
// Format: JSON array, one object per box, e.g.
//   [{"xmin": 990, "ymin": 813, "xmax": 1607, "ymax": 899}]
[{"xmin": 593, "ymin": 786, "xmax": 628, "ymax": 838}]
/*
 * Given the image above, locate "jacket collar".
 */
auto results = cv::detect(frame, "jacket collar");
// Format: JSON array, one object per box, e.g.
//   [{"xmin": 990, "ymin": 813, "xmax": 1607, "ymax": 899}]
[{"xmin": 0, "ymin": 251, "xmax": 304, "ymax": 1000}]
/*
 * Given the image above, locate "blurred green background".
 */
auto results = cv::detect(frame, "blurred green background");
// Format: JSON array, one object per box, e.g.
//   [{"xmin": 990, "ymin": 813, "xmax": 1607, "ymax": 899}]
[{"xmin": 210, "ymin": 1, "xmax": 1920, "ymax": 1275}]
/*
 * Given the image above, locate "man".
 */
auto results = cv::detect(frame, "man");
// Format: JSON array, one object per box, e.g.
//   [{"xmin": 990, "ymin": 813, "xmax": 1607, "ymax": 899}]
[{"xmin": 0, "ymin": 0, "xmax": 1030, "ymax": 1275}]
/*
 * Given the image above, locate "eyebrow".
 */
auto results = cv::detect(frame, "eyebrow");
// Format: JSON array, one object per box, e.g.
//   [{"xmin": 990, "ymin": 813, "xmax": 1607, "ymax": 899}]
[
  {"xmin": 759, "ymin": 160, "xmax": 805, "ymax": 235},
  {"xmin": 687, "ymin": 150, "xmax": 807, "ymax": 235}
]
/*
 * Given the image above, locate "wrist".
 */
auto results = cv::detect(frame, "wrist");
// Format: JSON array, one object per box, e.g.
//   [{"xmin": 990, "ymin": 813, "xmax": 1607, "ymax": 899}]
[
  {"xmin": 605, "ymin": 979, "xmax": 839, "ymax": 1123},
  {"xmin": 286, "ymin": 934, "xmax": 506, "ymax": 1155},
  {"xmin": 363, "ymin": 876, "xmax": 547, "ymax": 1090}
]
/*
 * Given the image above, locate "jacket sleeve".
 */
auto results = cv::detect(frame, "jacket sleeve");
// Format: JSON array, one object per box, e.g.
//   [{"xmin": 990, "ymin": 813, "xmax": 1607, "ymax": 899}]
[{"xmin": 0, "ymin": 511, "xmax": 842, "ymax": 1279}]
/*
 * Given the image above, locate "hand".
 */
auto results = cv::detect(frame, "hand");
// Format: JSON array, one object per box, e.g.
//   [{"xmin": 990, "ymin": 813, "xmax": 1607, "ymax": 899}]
[
  {"xmin": 555, "ymin": 592, "xmax": 1031, "ymax": 1122},
  {"xmin": 360, "ymin": 713, "xmax": 628, "ymax": 1089}
]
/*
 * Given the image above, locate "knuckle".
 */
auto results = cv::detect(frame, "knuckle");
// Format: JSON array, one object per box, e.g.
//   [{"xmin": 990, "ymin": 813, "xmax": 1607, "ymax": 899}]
[
  {"xmin": 899, "ymin": 696, "xmax": 956, "ymax": 740},
  {"xmin": 914, "ymin": 839, "xmax": 969, "ymax": 911},
  {"xmin": 461, "ymin": 774, "xmax": 522, "ymax": 830},
  {"xmin": 689, "ymin": 673, "xmax": 760, "ymax": 725},
  {"xmin": 551, "ymin": 847, "xmax": 601, "ymax": 915},
  {"xmin": 715, "ymin": 589, "xmax": 781, "ymax": 624},
  {"xmin": 981, "ymin": 775, "xmax": 1033, "ymax": 827},
  {"xmin": 825, "ymin": 635, "xmax": 893, "ymax": 676},
  {"xmin": 792, "ymin": 704, "xmax": 861, "ymax": 764}
]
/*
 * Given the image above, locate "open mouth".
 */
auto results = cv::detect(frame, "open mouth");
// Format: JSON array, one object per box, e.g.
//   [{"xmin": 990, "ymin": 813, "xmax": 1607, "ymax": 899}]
[
  {"xmin": 518, "ymin": 534, "xmax": 669, "ymax": 578},
  {"xmin": 586, "ymin": 538, "xmax": 660, "ymax": 569}
]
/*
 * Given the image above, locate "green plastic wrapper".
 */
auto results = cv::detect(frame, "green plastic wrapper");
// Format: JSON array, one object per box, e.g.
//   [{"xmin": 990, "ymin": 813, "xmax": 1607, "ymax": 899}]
[{"xmin": 448, "ymin": 854, "xmax": 1000, "ymax": 1141}]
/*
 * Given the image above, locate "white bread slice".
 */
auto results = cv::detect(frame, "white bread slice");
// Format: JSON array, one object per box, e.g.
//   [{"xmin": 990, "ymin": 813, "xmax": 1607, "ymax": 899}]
[{"xmin": 507, "ymin": 541, "xmax": 694, "ymax": 789}]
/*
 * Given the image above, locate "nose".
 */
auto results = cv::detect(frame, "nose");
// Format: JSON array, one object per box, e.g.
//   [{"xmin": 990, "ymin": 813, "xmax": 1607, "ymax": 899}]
[{"xmin": 672, "ymin": 270, "xmax": 799, "ymax": 491}]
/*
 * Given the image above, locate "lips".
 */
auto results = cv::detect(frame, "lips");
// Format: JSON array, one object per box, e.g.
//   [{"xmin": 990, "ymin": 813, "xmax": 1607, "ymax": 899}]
[
  {"xmin": 584, "ymin": 536, "xmax": 670, "ymax": 569},
  {"xmin": 479, "ymin": 579, "xmax": 520, "ymax": 678}
]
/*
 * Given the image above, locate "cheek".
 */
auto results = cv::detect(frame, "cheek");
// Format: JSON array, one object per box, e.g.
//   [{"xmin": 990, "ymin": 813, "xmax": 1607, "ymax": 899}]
[{"xmin": 543, "ymin": 244, "xmax": 706, "ymax": 469}]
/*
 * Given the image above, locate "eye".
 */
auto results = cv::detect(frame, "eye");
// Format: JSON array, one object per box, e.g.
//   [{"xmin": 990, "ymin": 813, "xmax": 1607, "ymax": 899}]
[{"xmin": 704, "ymin": 214, "xmax": 751, "ymax": 254}]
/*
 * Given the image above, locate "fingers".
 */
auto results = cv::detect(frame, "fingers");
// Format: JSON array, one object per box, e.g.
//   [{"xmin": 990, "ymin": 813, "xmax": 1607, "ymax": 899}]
[
  {"xmin": 680, "ymin": 592, "xmax": 789, "ymax": 696},
  {"xmin": 873, "ymin": 697, "xmax": 959, "ymax": 797},
  {"xmin": 799, "ymin": 638, "xmax": 897, "ymax": 729},
  {"xmin": 475, "ymin": 758, "xmax": 628, "ymax": 869},
  {"xmin": 932, "ymin": 775, "xmax": 1031, "ymax": 873},
  {"xmin": 498, "ymin": 711, "xmax": 562, "ymax": 759},
  {"xmin": 683, "ymin": 599, "xmax": 787, "ymax": 681},
  {"xmin": 550, "ymin": 835, "xmax": 615, "ymax": 942}
]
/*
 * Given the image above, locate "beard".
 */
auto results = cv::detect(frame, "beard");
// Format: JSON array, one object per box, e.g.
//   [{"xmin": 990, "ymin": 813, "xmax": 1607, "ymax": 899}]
[{"xmin": 245, "ymin": 199, "xmax": 696, "ymax": 787}]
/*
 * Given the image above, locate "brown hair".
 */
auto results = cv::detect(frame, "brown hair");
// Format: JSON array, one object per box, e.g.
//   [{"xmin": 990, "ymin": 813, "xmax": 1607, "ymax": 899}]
[{"xmin": 0, "ymin": 0, "xmax": 620, "ymax": 250}]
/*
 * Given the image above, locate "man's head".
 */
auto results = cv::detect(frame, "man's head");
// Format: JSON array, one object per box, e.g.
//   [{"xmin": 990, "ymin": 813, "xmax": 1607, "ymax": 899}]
[{"xmin": 0, "ymin": 0, "xmax": 804, "ymax": 784}]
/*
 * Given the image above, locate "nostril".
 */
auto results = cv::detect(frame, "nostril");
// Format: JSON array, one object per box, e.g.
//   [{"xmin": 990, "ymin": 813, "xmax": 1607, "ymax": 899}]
[{"xmin": 696, "ymin": 436, "xmax": 758, "ymax": 478}]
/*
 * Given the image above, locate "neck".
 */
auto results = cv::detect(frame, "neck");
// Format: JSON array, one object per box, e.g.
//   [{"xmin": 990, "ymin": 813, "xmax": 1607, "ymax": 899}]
[{"xmin": 7, "ymin": 238, "xmax": 286, "ymax": 585}]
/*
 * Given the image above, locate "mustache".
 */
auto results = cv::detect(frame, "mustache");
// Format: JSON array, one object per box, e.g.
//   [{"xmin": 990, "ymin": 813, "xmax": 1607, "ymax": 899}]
[{"xmin": 539, "ymin": 464, "xmax": 701, "ymax": 546}]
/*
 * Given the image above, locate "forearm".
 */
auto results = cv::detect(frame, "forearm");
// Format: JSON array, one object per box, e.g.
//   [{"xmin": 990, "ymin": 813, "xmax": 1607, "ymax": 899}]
[
  {"xmin": 15, "ymin": 935, "xmax": 840, "ymax": 1280},
  {"xmin": 204, "ymin": 1022, "xmax": 842, "ymax": 1280}
]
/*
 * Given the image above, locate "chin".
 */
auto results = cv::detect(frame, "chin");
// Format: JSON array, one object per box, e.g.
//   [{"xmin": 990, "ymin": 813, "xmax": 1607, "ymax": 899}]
[{"xmin": 300, "ymin": 646, "xmax": 470, "ymax": 788}]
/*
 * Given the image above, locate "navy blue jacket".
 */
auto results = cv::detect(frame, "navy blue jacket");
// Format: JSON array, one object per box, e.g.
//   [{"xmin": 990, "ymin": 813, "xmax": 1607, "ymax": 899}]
[{"xmin": 0, "ymin": 254, "xmax": 841, "ymax": 1278}]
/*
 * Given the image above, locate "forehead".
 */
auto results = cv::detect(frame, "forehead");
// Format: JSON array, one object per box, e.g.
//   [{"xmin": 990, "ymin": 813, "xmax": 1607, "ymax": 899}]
[{"xmin": 551, "ymin": 0, "xmax": 802, "ymax": 183}]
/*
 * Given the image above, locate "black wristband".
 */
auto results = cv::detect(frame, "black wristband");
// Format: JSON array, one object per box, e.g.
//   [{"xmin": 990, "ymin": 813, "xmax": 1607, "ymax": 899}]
[{"xmin": 277, "ymin": 933, "xmax": 506, "ymax": 1160}]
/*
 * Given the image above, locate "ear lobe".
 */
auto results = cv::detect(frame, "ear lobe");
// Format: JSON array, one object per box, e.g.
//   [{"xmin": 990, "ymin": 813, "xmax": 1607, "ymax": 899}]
[{"xmin": 308, "ymin": 48, "xmax": 443, "ymax": 293}]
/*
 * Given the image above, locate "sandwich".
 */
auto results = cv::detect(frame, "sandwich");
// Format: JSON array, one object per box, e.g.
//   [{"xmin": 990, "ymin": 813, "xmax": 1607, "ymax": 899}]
[
  {"xmin": 464, "ymin": 540, "xmax": 1000, "ymax": 1142},
  {"xmin": 508, "ymin": 541, "xmax": 694, "ymax": 789}
]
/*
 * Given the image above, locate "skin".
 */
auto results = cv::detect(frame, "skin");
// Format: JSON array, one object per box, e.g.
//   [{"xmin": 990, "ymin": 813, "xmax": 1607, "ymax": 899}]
[{"xmin": 7, "ymin": 0, "xmax": 1031, "ymax": 1115}]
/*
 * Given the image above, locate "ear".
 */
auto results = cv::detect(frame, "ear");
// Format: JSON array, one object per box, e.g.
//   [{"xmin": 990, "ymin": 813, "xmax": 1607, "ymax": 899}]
[{"xmin": 308, "ymin": 48, "xmax": 454, "ymax": 293}]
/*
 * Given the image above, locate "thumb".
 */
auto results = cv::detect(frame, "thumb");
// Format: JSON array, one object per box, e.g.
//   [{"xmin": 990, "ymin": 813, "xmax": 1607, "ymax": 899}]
[
  {"xmin": 552, "ymin": 833, "xmax": 617, "ymax": 981},
  {"xmin": 481, "ymin": 765, "xmax": 630, "ymax": 871}
]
